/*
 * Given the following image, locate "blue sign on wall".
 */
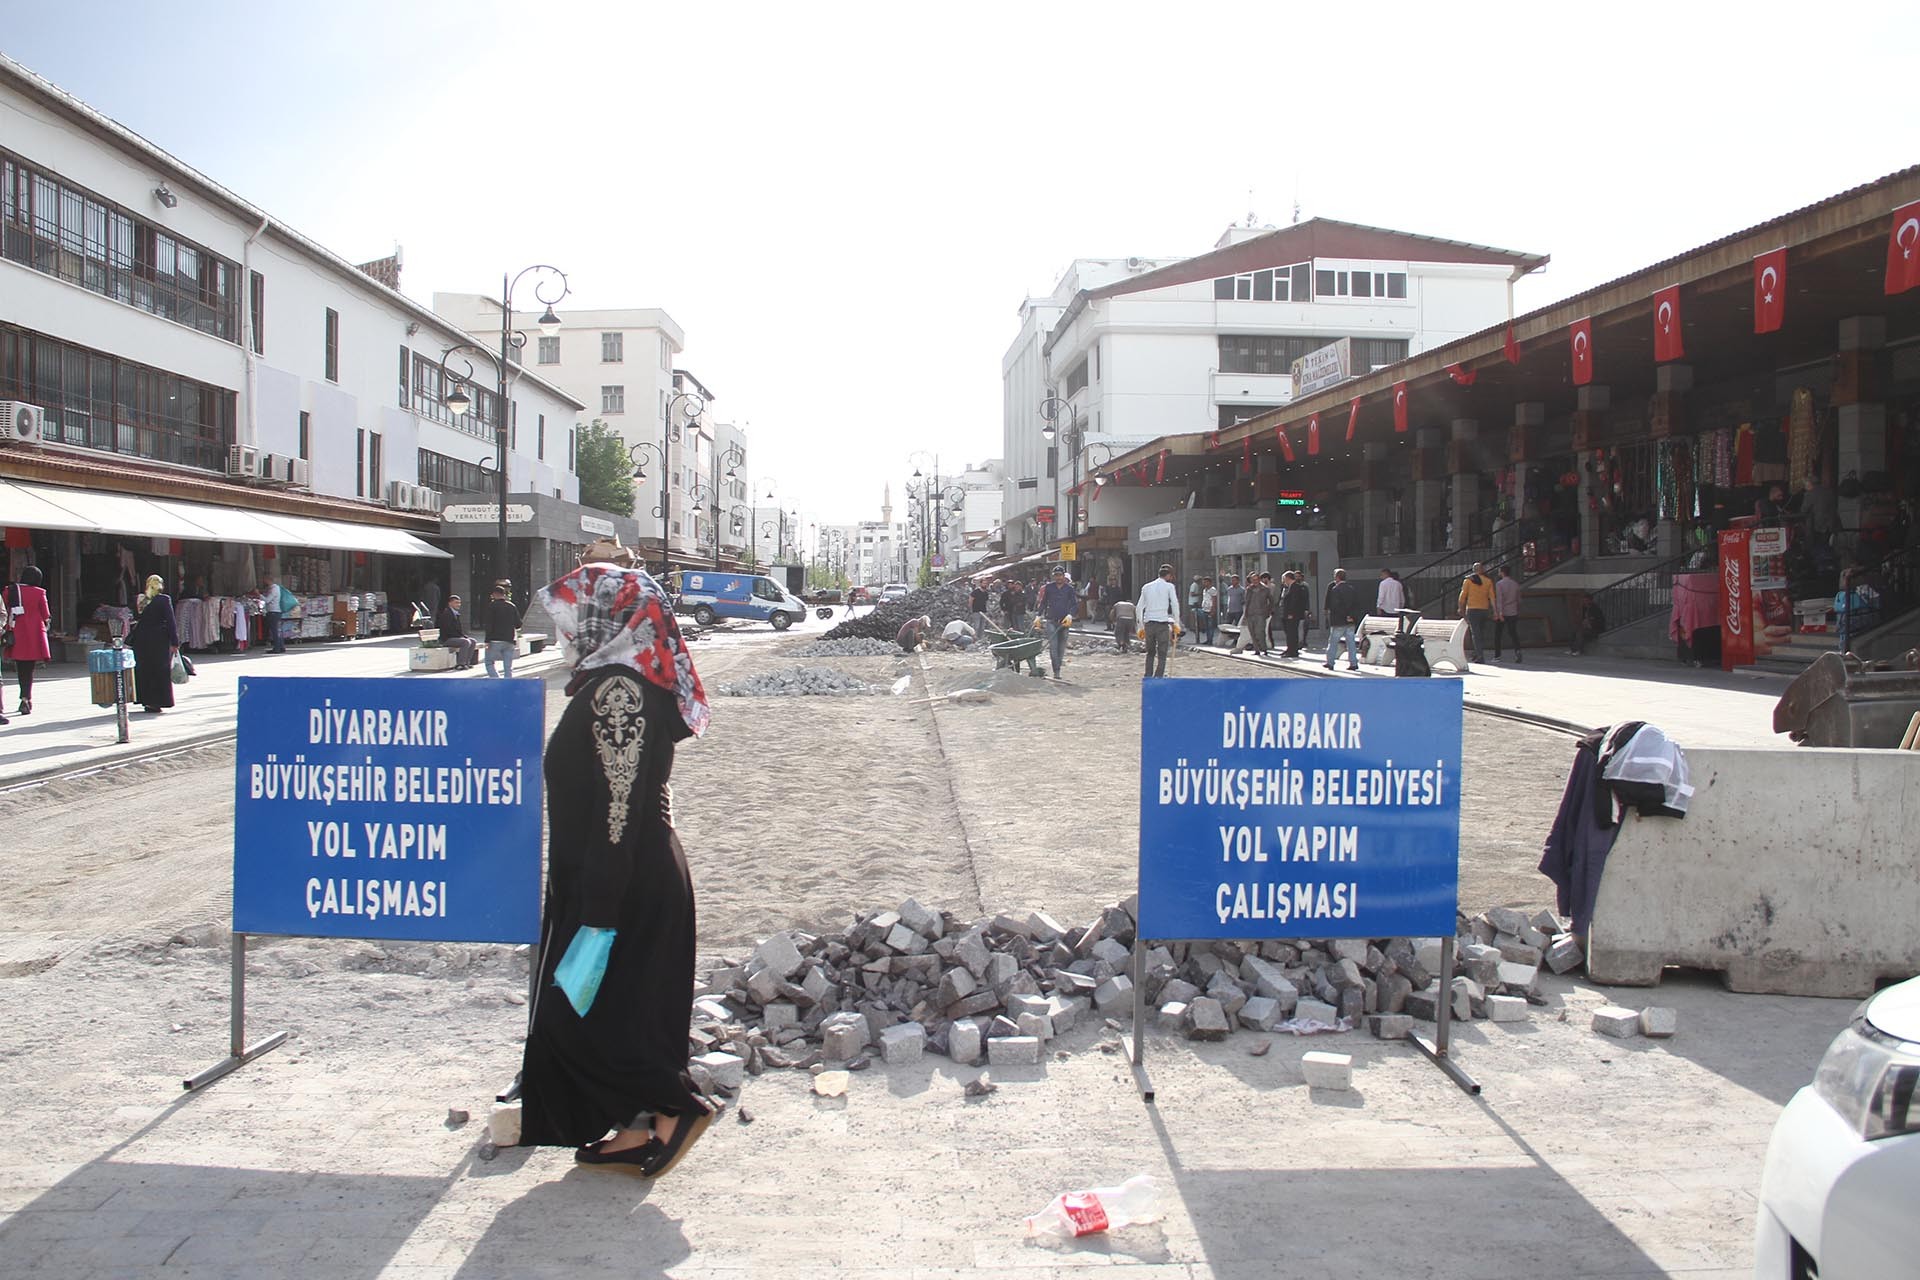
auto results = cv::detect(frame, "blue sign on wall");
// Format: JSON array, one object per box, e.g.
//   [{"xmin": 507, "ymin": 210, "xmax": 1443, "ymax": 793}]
[
  {"xmin": 1137, "ymin": 678, "xmax": 1461, "ymax": 941},
  {"xmin": 232, "ymin": 677, "xmax": 545, "ymax": 943}
]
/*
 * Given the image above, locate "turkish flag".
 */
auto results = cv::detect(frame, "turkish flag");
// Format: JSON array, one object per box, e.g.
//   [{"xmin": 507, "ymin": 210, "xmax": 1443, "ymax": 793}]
[
  {"xmin": 1208, "ymin": 431, "xmax": 1221, "ymax": 450},
  {"xmin": 1392, "ymin": 381, "xmax": 1409, "ymax": 432},
  {"xmin": 1241, "ymin": 436, "xmax": 1252, "ymax": 473},
  {"xmin": 1503, "ymin": 324, "xmax": 1521, "ymax": 364},
  {"xmin": 1307, "ymin": 413, "xmax": 1321, "ymax": 455},
  {"xmin": 1089, "ymin": 482, "xmax": 1101, "ymax": 503},
  {"xmin": 1154, "ymin": 450, "xmax": 1168, "ymax": 484},
  {"xmin": 1652, "ymin": 285, "xmax": 1684, "ymax": 362},
  {"xmin": 1886, "ymin": 200, "xmax": 1920, "ymax": 295},
  {"xmin": 1570, "ymin": 316, "xmax": 1594, "ymax": 386},
  {"xmin": 1753, "ymin": 248, "xmax": 1787, "ymax": 334},
  {"xmin": 1346, "ymin": 396, "xmax": 1360, "ymax": 442},
  {"xmin": 1446, "ymin": 363, "xmax": 1477, "ymax": 386},
  {"xmin": 1276, "ymin": 425, "xmax": 1295, "ymax": 462}
]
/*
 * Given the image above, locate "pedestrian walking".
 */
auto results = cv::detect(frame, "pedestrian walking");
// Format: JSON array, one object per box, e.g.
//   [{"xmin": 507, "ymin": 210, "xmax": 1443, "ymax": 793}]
[
  {"xmin": 437, "ymin": 593, "xmax": 478, "ymax": 669},
  {"xmin": 1457, "ymin": 562, "xmax": 1497, "ymax": 663},
  {"xmin": 1243, "ymin": 572, "xmax": 1274, "ymax": 655},
  {"xmin": 484, "ymin": 581, "xmax": 521, "ymax": 678},
  {"xmin": 518, "ymin": 562, "xmax": 715, "ymax": 1176},
  {"xmin": 1109, "ymin": 597, "xmax": 1137, "ymax": 652},
  {"xmin": 1374, "ymin": 567, "xmax": 1406, "ymax": 617},
  {"xmin": 1186, "ymin": 576, "xmax": 1201, "ymax": 635},
  {"xmin": 1323, "ymin": 569, "xmax": 1364, "ymax": 671},
  {"xmin": 1281, "ymin": 571, "xmax": 1310, "ymax": 658},
  {"xmin": 128, "ymin": 574, "xmax": 180, "ymax": 713},
  {"xmin": 1222, "ymin": 574, "xmax": 1245, "ymax": 628},
  {"xmin": 4, "ymin": 565, "xmax": 52, "ymax": 715},
  {"xmin": 261, "ymin": 571, "xmax": 293, "ymax": 653},
  {"xmin": 1137, "ymin": 563, "xmax": 1181, "ymax": 677},
  {"xmin": 1037, "ymin": 565, "xmax": 1077, "ymax": 678},
  {"xmin": 1197, "ymin": 576, "xmax": 1218, "ymax": 647},
  {"xmin": 1493, "ymin": 565, "xmax": 1524, "ymax": 662}
]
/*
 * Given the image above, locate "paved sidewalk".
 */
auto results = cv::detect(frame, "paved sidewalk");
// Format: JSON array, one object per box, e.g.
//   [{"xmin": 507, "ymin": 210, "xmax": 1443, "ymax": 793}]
[{"xmin": 0, "ymin": 635, "xmax": 568, "ymax": 789}]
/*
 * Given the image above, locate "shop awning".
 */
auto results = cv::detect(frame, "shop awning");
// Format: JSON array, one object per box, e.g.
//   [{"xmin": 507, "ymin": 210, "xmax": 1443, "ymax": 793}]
[{"xmin": 0, "ymin": 479, "xmax": 449, "ymax": 558}]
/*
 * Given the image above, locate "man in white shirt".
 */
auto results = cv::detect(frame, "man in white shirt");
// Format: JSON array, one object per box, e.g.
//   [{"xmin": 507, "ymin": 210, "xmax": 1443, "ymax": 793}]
[
  {"xmin": 1374, "ymin": 568, "xmax": 1406, "ymax": 616},
  {"xmin": 941, "ymin": 618, "xmax": 976, "ymax": 649},
  {"xmin": 1136, "ymin": 563, "xmax": 1182, "ymax": 678}
]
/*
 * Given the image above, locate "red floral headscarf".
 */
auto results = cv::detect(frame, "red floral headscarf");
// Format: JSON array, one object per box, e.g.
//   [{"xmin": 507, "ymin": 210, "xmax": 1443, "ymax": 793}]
[{"xmin": 539, "ymin": 564, "xmax": 709, "ymax": 739}]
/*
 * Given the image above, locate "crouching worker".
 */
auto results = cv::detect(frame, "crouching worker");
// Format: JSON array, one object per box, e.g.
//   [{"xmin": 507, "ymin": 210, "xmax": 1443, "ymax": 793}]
[
  {"xmin": 897, "ymin": 614, "xmax": 932, "ymax": 653},
  {"xmin": 941, "ymin": 618, "xmax": 976, "ymax": 650}
]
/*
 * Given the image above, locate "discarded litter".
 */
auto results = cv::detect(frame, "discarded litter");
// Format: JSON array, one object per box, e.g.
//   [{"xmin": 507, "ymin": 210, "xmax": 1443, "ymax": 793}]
[
  {"xmin": 1025, "ymin": 1174, "xmax": 1162, "ymax": 1240},
  {"xmin": 890, "ymin": 675, "xmax": 913, "ymax": 696},
  {"xmin": 813, "ymin": 1070, "xmax": 850, "ymax": 1097}
]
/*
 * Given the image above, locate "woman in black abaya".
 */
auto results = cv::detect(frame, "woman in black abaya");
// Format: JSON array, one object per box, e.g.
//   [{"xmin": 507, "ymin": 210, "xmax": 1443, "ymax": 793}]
[
  {"xmin": 518, "ymin": 561, "xmax": 714, "ymax": 1177},
  {"xmin": 127, "ymin": 574, "xmax": 179, "ymax": 712}
]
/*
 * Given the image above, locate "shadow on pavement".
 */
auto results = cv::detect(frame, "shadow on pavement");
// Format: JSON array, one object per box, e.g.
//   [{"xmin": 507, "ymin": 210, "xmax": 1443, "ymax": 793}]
[{"xmin": 451, "ymin": 1168, "xmax": 690, "ymax": 1279}]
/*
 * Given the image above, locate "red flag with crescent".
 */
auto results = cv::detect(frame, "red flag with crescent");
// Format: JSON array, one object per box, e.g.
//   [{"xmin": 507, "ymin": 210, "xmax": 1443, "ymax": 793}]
[
  {"xmin": 1446, "ymin": 363, "xmax": 1477, "ymax": 387},
  {"xmin": 1134, "ymin": 461, "xmax": 1149, "ymax": 484},
  {"xmin": 1753, "ymin": 248, "xmax": 1787, "ymax": 334},
  {"xmin": 1392, "ymin": 381, "xmax": 1409, "ymax": 432},
  {"xmin": 1886, "ymin": 201, "xmax": 1920, "ymax": 295},
  {"xmin": 1276, "ymin": 424, "xmax": 1295, "ymax": 462},
  {"xmin": 1652, "ymin": 285, "xmax": 1684, "ymax": 362},
  {"xmin": 1503, "ymin": 324, "xmax": 1521, "ymax": 364},
  {"xmin": 1307, "ymin": 413, "xmax": 1321, "ymax": 455},
  {"xmin": 1154, "ymin": 449, "xmax": 1168, "ymax": 484},
  {"xmin": 1241, "ymin": 436, "xmax": 1252, "ymax": 473},
  {"xmin": 1208, "ymin": 431, "xmax": 1221, "ymax": 450},
  {"xmin": 1570, "ymin": 316, "xmax": 1594, "ymax": 386},
  {"xmin": 1346, "ymin": 396, "xmax": 1361, "ymax": 442},
  {"xmin": 1089, "ymin": 481, "xmax": 1101, "ymax": 503}
]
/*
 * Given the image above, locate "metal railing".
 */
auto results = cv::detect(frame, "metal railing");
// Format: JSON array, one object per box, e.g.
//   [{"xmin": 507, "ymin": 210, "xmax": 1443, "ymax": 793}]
[
  {"xmin": 1403, "ymin": 542, "xmax": 1521, "ymax": 620},
  {"xmin": 1588, "ymin": 551, "xmax": 1699, "ymax": 637}
]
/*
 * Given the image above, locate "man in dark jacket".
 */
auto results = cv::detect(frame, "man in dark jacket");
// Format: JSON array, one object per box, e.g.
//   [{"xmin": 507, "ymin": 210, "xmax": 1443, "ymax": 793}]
[
  {"xmin": 1000, "ymin": 580, "xmax": 1030, "ymax": 632},
  {"xmin": 1243, "ymin": 573, "xmax": 1275, "ymax": 655},
  {"xmin": 1322, "ymin": 569, "xmax": 1363, "ymax": 671},
  {"xmin": 483, "ymin": 581, "xmax": 520, "ymax": 678},
  {"xmin": 1281, "ymin": 572, "xmax": 1311, "ymax": 658},
  {"xmin": 1036, "ymin": 564, "xmax": 1077, "ymax": 678},
  {"xmin": 436, "ymin": 593, "xmax": 477, "ymax": 669}
]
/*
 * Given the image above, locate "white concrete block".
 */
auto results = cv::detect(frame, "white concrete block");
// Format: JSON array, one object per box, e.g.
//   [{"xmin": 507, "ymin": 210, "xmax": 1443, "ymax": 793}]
[
  {"xmin": 1301, "ymin": 1051, "xmax": 1354, "ymax": 1090},
  {"xmin": 879, "ymin": 1021, "xmax": 926, "ymax": 1064},
  {"xmin": 691, "ymin": 1051, "xmax": 745, "ymax": 1091},
  {"xmin": 987, "ymin": 1035, "xmax": 1042, "ymax": 1066},
  {"xmin": 1592, "ymin": 1005, "xmax": 1640, "ymax": 1038},
  {"xmin": 1639, "ymin": 1006, "xmax": 1678, "ymax": 1038},
  {"xmin": 1485, "ymin": 994, "xmax": 1529, "ymax": 1023}
]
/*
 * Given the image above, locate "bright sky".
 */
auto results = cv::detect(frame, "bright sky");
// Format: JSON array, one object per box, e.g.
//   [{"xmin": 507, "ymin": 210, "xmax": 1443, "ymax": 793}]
[{"xmin": 4, "ymin": 1, "xmax": 1915, "ymax": 526}]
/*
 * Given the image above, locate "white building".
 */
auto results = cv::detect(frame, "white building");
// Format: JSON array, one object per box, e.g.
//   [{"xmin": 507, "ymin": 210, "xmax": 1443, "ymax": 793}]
[
  {"xmin": 954, "ymin": 459, "xmax": 1004, "ymax": 567},
  {"xmin": 0, "ymin": 53, "xmax": 592, "ymax": 634},
  {"xmin": 1001, "ymin": 221, "xmax": 1546, "ymax": 551}
]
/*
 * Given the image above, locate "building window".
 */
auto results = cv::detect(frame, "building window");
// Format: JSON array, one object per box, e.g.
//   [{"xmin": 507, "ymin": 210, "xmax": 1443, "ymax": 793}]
[
  {"xmin": 1064, "ymin": 358, "xmax": 1089, "ymax": 397},
  {"xmin": 537, "ymin": 413, "xmax": 546, "ymax": 460},
  {"xmin": 249, "ymin": 271, "xmax": 265, "ymax": 355},
  {"xmin": 368, "ymin": 432, "xmax": 383, "ymax": 494},
  {"xmin": 1092, "ymin": 343, "xmax": 1099, "ymax": 381},
  {"xmin": 1349, "ymin": 336, "xmax": 1411, "ymax": 370},
  {"xmin": 602, "ymin": 385, "xmax": 625, "ymax": 414},
  {"xmin": 417, "ymin": 447, "xmax": 491, "ymax": 496},
  {"xmin": 0, "ymin": 148, "xmax": 241, "ymax": 342},
  {"xmin": 324, "ymin": 308, "xmax": 339, "ymax": 381},
  {"xmin": 397, "ymin": 344, "xmax": 408, "ymax": 407},
  {"xmin": 355, "ymin": 427, "xmax": 365, "ymax": 497},
  {"xmin": 1313, "ymin": 267, "xmax": 1407, "ymax": 300},
  {"xmin": 568, "ymin": 427, "xmax": 576, "ymax": 471},
  {"xmin": 660, "ymin": 336, "xmax": 671, "ymax": 370},
  {"xmin": 298, "ymin": 410, "xmax": 310, "ymax": 461},
  {"xmin": 537, "ymin": 335, "xmax": 560, "ymax": 364},
  {"xmin": 1214, "ymin": 263, "xmax": 1311, "ymax": 302},
  {"xmin": 600, "ymin": 332, "xmax": 623, "ymax": 362},
  {"xmin": 408, "ymin": 351, "xmax": 503, "ymax": 441},
  {"xmin": 0, "ymin": 322, "xmax": 236, "ymax": 471}
]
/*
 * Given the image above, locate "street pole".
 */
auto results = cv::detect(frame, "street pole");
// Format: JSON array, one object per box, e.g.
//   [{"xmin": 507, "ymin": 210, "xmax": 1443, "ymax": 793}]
[
  {"xmin": 496, "ymin": 272, "xmax": 510, "ymax": 597},
  {"xmin": 660, "ymin": 403, "xmax": 672, "ymax": 579}
]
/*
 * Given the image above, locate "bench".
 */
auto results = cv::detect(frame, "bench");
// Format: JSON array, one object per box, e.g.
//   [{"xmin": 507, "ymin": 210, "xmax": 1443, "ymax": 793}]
[{"xmin": 1356, "ymin": 614, "xmax": 1472, "ymax": 673}]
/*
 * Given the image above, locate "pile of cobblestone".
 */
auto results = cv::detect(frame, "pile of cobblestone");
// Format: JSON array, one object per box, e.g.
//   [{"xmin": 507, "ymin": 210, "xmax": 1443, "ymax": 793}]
[
  {"xmin": 714, "ymin": 667, "xmax": 882, "ymax": 697},
  {"xmin": 822, "ymin": 581, "xmax": 977, "ymax": 642},
  {"xmin": 679, "ymin": 897, "xmax": 1585, "ymax": 1092},
  {"xmin": 787, "ymin": 637, "xmax": 902, "ymax": 658}
]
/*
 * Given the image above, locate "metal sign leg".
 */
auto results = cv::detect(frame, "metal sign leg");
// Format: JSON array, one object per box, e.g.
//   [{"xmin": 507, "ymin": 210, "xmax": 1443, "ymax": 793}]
[
  {"xmin": 183, "ymin": 932, "xmax": 290, "ymax": 1092},
  {"xmin": 1128, "ymin": 938, "xmax": 1155, "ymax": 1104},
  {"xmin": 1410, "ymin": 934, "xmax": 1480, "ymax": 1095}
]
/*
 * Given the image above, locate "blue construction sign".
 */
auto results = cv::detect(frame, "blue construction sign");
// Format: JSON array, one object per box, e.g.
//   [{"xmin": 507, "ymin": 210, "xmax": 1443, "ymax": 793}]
[
  {"xmin": 231, "ymin": 677, "xmax": 544, "ymax": 943},
  {"xmin": 1137, "ymin": 678, "xmax": 1461, "ymax": 940}
]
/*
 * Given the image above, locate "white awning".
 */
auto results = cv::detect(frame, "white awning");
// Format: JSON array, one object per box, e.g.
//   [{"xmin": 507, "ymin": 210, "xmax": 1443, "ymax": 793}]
[{"xmin": 0, "ymin": 479, "xmax": 449, "ymax": 558}]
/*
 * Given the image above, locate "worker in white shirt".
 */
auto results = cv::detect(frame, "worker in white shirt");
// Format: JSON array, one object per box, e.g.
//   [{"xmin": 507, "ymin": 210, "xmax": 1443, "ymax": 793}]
[
  {"xmin": 1136, "ymin": 562, "xmax": 1183, "ymax": 678},
  {"xmin": 1374, "ymin": 568, "xmax": 1407, "ymax": 616}
]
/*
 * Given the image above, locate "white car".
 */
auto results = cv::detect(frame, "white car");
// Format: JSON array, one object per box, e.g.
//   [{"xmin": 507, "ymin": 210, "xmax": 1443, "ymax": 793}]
[
  {"xmin": 879, "ymin": 583, "xmax": 912, "ymax": 603},
  {"xmin": 1755, "ymin": 975, "xmax": 1920, "ymax": 1277}
]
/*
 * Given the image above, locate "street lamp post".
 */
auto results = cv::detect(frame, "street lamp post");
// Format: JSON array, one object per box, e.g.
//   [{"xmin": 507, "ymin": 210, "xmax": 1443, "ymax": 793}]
[
  {"xmin": 655, "ymin": 391, "xmax": 707, "ymax": 578},
  {"xmin": 713, "ymin": 441, "xmax": 745, "ymax": 570},
  {"xmin": 440, "ymin": 266, "xmax": 567, "ymax": 600},
  {"xmin": 1039, "ymin": 396, "xmax": 1080, "ymax": 544}
]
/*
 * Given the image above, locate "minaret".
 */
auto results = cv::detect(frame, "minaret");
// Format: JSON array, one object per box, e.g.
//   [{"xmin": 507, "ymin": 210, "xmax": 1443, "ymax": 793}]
[{"xmin": 881, "ymin": 483, "xmax": 893, "ymax": 526}]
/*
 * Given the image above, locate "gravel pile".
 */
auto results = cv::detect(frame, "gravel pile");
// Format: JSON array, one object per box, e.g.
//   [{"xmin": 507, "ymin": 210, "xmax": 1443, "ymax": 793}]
[
  {"xmin": 715, "ymin": 667, "xmax": 882, "ymax": 697},
  {"xmin": 822, "ymin": 581, "xmax": 978, "ymax": 642},
  {"xmin": 788, "ymin": 637, "xmax": 902, "ymax": 658},
  {"xmin": 678, "ymin": 898, "xmax": 1584, "ymax": 1093}
]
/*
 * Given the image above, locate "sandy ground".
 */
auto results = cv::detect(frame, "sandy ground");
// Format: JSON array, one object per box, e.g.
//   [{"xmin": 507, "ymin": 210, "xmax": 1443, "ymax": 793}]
[{"xmin": 0, "ymin": 626, "xmax": 1849, "ymax": 1278}]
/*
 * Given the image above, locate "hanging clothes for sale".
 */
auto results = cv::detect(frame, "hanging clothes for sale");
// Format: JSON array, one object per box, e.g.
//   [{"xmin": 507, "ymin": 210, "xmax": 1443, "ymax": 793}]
[
  {"xmin": 1733, "ymin": 424, "xmax": 1755, "ymax": 486},
  {"xmin": 1788, "ymin": 387, "xmax": 1817, "ymax": 492}
]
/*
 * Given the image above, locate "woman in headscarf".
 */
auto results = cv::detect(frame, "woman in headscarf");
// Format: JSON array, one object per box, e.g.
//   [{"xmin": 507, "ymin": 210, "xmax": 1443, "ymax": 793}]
[
  {"xmin": 127, "ymin": 573, "xmax": 179, "ymax": 714},
  {"xmin": 4, "ymin": 565, "xmax": 52, "ymax": 715},
  {"xmin": 517, "ymin": 561, "xmax": 714, "ymax": 1178}
]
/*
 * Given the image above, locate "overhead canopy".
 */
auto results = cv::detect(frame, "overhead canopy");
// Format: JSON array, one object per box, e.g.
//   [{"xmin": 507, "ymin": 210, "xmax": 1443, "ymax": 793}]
[{"xmin": 0, "ymin": 479, "xmax": 450, "ymax": 558}]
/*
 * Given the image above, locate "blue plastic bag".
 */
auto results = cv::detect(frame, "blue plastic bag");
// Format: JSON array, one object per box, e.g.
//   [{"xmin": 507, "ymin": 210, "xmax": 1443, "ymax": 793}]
[{"xmin": 553, "ymin": 926, "xmax": 617, "ymax": 1016}]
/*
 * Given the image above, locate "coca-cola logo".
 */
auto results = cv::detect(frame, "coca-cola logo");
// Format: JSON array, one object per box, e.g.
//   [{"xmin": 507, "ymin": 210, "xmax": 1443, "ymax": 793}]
[{"xmin": 1723, "ymin": 555, "xmax": 1743, "ymax": 635}]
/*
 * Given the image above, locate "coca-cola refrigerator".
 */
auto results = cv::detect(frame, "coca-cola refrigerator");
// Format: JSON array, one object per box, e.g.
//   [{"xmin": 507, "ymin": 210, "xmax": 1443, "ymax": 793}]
[{"xmin": 1719, "ymin": 525, "xmax": 1790, "ymax": 670}]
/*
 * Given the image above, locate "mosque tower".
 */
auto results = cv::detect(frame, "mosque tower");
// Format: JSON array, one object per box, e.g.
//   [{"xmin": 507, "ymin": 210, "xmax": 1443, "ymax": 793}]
[{"xmin": 881, "ymin": 482, "xmax": 893, "ymax": 526}]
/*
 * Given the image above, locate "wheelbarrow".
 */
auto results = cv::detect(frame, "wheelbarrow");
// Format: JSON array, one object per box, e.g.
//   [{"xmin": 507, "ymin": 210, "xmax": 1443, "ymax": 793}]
[{"xmin": 989, "ymin": 632, "xmax": 1047, "ymax": 676}]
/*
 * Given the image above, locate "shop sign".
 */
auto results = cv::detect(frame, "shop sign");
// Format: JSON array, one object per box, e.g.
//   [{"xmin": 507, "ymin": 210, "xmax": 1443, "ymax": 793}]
[
  {"xmin": 443, "ymin": 503, "xmax": 534, "ymax": 525},
  {"xmin": 1136, "ymin": 522, "xmax": 1173, "ymax": 543},
  {"xmin": 1037, "ymin": 505, "xmax": 1056, "ymax": 524},
  {"xmin": 1058, "ymin": 540, "xmax": 1078, "ymax": 561},
  {"xmin": 1137, "ymin": 678, "xmax": 1462, "ymax": 940},
  {"xmin": 1719, "ymin": 528, "xmax": 1750, "ymax": 669},
  {"xmin": 580, "ymin": 514, "xmax": 617, "ymax": 537},
  {"xmin": 1275, "ymin": 489, "xmax": 1307, "ymax": 508},
  {"xmin": 1290, "ymin": 337, "xmax": 1352, "ymax": 398}
]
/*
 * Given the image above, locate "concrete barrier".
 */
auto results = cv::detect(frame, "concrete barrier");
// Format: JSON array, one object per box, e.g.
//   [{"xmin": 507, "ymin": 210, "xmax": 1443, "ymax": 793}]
[{"xmin": 1587, "ymin": 746, "xmax": 1920, "ymax": 997}]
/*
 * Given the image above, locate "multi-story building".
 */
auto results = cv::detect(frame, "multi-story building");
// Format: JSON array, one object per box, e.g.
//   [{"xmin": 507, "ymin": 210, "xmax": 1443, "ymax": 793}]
[
  {"xmin": 0, "ymin": 53, "xmax": 599, "ymax": 640},
  {"xmin": 1001, "ymin": 221, "xmax": 1546, "ymax": 552},
  {"xmin": 953, "ymin": 460, "xmax": 1005, "ymax": 568}
]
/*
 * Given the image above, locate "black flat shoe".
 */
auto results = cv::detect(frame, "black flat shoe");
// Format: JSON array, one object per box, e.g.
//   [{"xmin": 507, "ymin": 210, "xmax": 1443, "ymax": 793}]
[
  {"xmin": 575, "ymin": 1137, "xmax": 662, "ymax": 1173},
  {"xmin": 642, "ymin": 1103, "xmax": 714, "ymax": 1180}
]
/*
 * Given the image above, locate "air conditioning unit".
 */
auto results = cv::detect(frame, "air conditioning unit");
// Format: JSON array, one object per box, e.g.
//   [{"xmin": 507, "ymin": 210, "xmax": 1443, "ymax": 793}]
[
  {"xmin": 288, "ymin": 458, "xmax": 312, "ymax": 489},
  {"xmin": 414, "ymin": 486, "xmax": 442, "ymax": 513},
  {"xmin": 0, "ymin": 400, "xmax": 42, "ymax": 443},
  {"xmin": 261, "ymin": 452, "xmax": 294, "ymax": 484},
  {"xmin": 386, "ymin": 479, "xmax": 415, "ymax": 510},
  {"xmin": 227, "ymin": 444, "xmax": 260, "ymax": 477}
]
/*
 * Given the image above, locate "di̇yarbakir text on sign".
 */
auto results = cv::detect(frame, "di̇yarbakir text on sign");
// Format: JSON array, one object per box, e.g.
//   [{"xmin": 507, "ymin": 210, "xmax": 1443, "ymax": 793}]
[
  {"xmin": 231, "ymin": 677, "xmax": 544, "ymax": 944},
  {"xmin": 1137, "ymin": 679, "xmax": 1462, "ymax": 941}
]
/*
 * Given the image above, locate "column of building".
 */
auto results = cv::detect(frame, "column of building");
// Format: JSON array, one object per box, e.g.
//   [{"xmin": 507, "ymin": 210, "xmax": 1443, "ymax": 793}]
[
  {"xmin": 1570, "ymin": 386, "xmax": 1609, "ymax": 558},
  {"xmin": 1412, "ymin": 426, "xmax": 1446, "ymax": 555},
  {"xmin": 1648, "ymin": 364, "xmax": 1692, "ymax": 558},
  {"xmin": 1448, "ymin": 419, "xmax": 1479, "ymax": 552},
  {"xmin": 1834, "ymin": 316, "xmax": 1888, "ymax": 531}
]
